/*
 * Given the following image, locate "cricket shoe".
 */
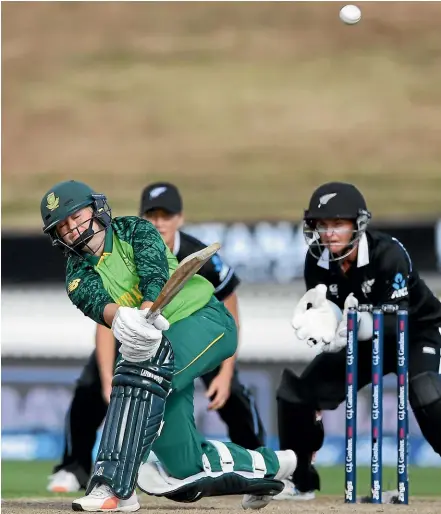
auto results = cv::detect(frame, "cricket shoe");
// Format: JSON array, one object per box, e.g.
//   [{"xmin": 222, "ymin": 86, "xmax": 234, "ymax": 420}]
[
  {"xmin": 72, "ymin": 484, "xmax": 140, "ymax": 512},
  {"xmin": 360, "ymin": 489, "xmax": 400, "ymax": 504},
  {"xmin": 242, "ymin": 450, "xmax": 297, "ymax": 510},
  {"xmin": 47, "ymin": 469, "xmax": 81, "ymax": 493},
  {"xmin": 273, "ymin": 479, "xmax": 316, "ymax": 501}
]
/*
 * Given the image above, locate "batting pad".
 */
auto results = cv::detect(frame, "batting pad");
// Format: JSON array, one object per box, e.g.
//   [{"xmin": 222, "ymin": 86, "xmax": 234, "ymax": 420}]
[{"xmin": 87, "ymin": 337, "xmax": 174, "ymax": 499}]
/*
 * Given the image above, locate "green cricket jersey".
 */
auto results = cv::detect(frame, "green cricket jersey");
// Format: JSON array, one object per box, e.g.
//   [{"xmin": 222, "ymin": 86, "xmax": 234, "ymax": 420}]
[{"xmin": 65, "ymin": 216, "xmax": 214, "ymax": 326}]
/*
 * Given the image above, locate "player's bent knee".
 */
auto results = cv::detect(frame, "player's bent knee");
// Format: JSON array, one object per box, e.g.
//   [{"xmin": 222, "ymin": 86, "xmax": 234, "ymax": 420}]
[
  {"xmin": 409, "ymin": 371, "xmax": 441, "ymax": 409},
  {"xmin": 137, "ymin": 453, "xmax": 284, "ymax": 503},
  {"xmin": 409, "ymin": 371, "xmax": 441, "ymax": 455},
  {"xmin": 278, "ymin": 399, "xmax": 325, "ymax": 454},
  {"xmin": 276, "ymin": 369, "xmax": 305, "ymax": 404}
]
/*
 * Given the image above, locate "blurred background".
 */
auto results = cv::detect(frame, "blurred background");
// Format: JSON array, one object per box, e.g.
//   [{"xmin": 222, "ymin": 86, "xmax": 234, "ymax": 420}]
[{"xmin": 2, "ymin": 1, "xmax": 441, "ymax": 494}]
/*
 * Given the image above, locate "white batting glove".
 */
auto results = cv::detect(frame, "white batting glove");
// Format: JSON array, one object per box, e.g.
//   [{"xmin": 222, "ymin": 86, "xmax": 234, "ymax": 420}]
[
  {"xmin": 291, "ymin": 284, "xmax": 341, "ymax": 346},
  {"xmin": 112, "ymin": 307, "xmax": 170, "ymax": 363},
  {"xmin": 139, "ymin": 308, "xmax": 170, "ymax": 332}
]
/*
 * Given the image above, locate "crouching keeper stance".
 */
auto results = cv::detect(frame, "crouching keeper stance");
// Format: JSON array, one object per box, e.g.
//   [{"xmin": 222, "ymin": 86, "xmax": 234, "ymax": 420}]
[
  {"xmin": 40, "ymin": 180, "xmax": 297, "ymax": 512},
  {"xmin": 277, "ymin": 182, "xmax": 441, "ymax": 502}
]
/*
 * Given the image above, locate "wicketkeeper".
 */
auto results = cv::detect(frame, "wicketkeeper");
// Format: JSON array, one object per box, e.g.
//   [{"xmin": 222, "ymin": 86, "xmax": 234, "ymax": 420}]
[
  {"xmin": 40, "ymin": 180, "xmax": 296, "ymax": 512},
  {"xmin": 276, "ymin": 182, "xmax": 441, "ymax": 502}
]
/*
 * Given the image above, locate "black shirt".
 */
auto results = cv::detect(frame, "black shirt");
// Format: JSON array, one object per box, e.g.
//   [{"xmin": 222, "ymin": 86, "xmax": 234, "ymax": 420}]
[
  {"xmin": 304, "ymin": 230, "xmax": 441, "ymax": 337},
  {"xmin": 175, "ymin": 231, "xmax": 240, "ymax": 302}
]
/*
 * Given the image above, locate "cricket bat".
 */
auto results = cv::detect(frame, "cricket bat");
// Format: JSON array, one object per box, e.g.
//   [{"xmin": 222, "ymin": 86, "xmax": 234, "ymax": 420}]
[{"xmin": 145, "ymin": 242, "xmax": 221, "ymax": 323}]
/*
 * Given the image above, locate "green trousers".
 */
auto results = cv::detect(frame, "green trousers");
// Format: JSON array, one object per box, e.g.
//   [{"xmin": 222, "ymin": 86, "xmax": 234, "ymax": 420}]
[{"xmin": 150, "ymin": 297, "xmax": 279, "ymax": 479}]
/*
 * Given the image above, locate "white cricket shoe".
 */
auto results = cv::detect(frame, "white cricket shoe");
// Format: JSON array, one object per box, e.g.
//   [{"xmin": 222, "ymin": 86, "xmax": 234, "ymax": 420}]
[
  {"xmin": 72, "ymin": 484, "xmax": 140, "ymax": 512},
  {"xmin": 47, "ymin": 469, "xmax": 81, "ymax": 493},
  {"xmin": 242, "ymin": 450, "xmax": 297, "ymax": 510},
  {"xmin": 273, "ymin": 479, "xmax": 316, "ymax": 501}
]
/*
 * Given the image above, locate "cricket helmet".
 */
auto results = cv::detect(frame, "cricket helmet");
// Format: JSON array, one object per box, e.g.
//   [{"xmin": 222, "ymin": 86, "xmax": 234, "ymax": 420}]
[
  {"xmin": 303, "ymin": 182, "xmax": 371, "ymax": 262},
  {"xmin": 41, "ymin": 180, "xmax": 112, "ymax": 256}
]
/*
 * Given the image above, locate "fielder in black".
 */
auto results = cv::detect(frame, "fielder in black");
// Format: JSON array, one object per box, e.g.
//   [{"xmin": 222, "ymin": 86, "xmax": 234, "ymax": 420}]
[
  {"xmin": 48, "ymin": 182, "xmax": 265, "ymax": 493},
  {"xmin": 276, "ymin": 182, "xmax": 441, "ymax": 501}
]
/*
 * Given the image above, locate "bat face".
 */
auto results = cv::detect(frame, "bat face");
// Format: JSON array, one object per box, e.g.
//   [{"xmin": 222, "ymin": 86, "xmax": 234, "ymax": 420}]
[{"xmin": 145, "ymin": 242, "xmax": 221, "ymax": 322}]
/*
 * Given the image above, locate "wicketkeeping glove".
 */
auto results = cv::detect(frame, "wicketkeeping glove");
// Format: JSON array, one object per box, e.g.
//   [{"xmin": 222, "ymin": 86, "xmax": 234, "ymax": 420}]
[
  {"xmin": 323, "ymin": 293, "xmax": 373, "ymax": 353},
  {"xmin": 291, "ymin": 284, "xmax": 341, "ymax": 346}
]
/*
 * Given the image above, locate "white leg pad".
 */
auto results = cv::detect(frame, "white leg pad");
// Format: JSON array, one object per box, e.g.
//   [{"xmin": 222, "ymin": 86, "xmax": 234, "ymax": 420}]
[
  {"xmin": 137, "ymin": 442, "xmax": 272, "ymax": 496},
  {"xmin": 247, "ymin": 450, "xmax": 267, "ymax": 479},
  {"xmin": 138, "ymin": 461, "xmax": 207, "ymax": 495},
  {"xmin": 274, "ymin": 450, "xmax": 297, "ymax": 480},
  {"xmin": 207, "ymin": 440, "xmax": 234, "ymax": 472}
]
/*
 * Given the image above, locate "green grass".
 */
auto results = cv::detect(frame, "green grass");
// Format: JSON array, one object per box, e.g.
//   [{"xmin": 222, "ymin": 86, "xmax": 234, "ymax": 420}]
[
  {"xmin": 1, "ymin": 461, "xmax": 440, "ymax": 499},
  {"xmin": 2, "ymin": 461, "xmax": 77, "ymax": 499},
  {"xmin": 319, "ymin": 466, "xmax": 440, "ymax": 497}
]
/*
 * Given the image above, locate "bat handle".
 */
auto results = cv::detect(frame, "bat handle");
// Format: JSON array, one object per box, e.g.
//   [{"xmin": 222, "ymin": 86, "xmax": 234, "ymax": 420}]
[{"xmin": 145, "ymin": 308, "xmax": 160, "ymax": 324}]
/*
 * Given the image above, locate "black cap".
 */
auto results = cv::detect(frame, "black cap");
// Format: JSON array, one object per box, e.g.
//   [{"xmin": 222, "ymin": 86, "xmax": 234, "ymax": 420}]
[
  {"xmin": 304, "ymin": 182, "xmax": 369, "ymax": 222},
  {"xmin": 139, "ymin": 182, "xmax": 183, "ymax": 215}
]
